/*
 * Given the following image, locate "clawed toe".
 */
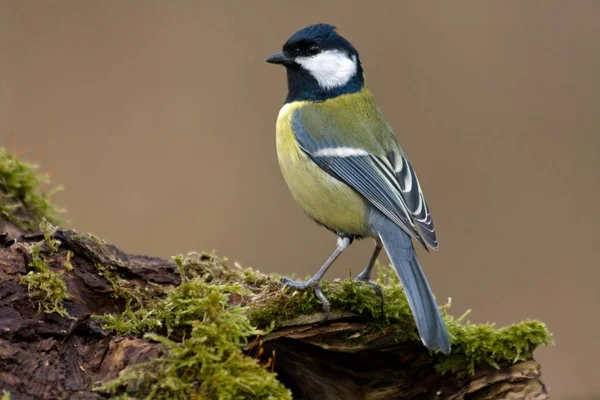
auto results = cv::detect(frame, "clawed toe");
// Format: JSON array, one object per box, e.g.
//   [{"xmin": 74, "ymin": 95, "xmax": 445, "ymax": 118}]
[
  {"xmin": 280, "ymin": 277, "xmax": 316, "ymax": 290},
  {"xmin": 281, "ymin": 278, "xmax": 330, "ymax": 322},
  {"xmin": 313, "ymin": 286, "xmax": 330, "ymax": 322},
  {"xmin": 355, "ymin": 278, "xmax": 385, "ymax": 314}
]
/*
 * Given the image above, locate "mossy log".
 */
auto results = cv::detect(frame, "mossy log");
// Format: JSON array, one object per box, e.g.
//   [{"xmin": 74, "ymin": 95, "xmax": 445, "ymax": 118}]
[
  {"xmin": 0, "ymin": 228, "xmax": 548, "ymax": 399},
  {"xmin": 0, "ymin": 150, "xmax": 551, "ymax": 399}
]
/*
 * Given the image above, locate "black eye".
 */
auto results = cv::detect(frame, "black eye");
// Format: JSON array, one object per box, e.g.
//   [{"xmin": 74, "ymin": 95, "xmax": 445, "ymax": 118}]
[{"xmin": 307, "ymin": 45, "xmax": 321, "ymax": 56}]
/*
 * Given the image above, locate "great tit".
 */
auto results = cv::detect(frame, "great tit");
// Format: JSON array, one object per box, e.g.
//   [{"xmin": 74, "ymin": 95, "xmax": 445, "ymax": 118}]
[{"xmin": 267, "ymin": 24, "xmax": 450, "ymax": 354}]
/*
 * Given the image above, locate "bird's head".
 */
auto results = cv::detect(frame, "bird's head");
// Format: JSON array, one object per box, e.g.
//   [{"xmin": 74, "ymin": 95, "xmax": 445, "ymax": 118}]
[{"xmin": 267, "ymin": 24, "xmax": 364, "ymax": 102}]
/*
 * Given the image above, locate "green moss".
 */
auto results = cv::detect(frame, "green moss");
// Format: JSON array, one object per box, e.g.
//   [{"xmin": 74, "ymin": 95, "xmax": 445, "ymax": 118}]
[
  {"xmin": 2, "ymin": 389, "xmax": 11, "ymax": 400},
  {"xmin": 83, "ymin": 232, "xmax": 107, "ymax": 245},
  {"xmin": 437, "ymin": 318, "xmax": 552, "ymax": 375},
  {"xmin": 69, "ymin": 232, "xmax": 107, "ymax": 245},
  {"xmin": 100, "ymin": 303, "xmax": 164, "ymax": 336},
  {"xmin": 19, "ymin": 219, "xmax": 70, "ymax": 318},
  {"xmin": 245, "ymin": 261, "xmax": 553, "ymax": 374},
  {"xmin": 94, "ymin": 263, "xmax": 142, "ymax": 305},
  {"xmin": 92, "ymin": 262, "xmax": 164, "ymax": 308},
  {"xmin": 100, "ymin": 256, "xmax": 249, "ymax": 337},
  {"xmin": 0, "ymin": 148, "xmax": 62, "ymax": 229},
  {"xmin": 20, "ymin": 269, "xmax": 69, "ymax": 317},
  {"xmin": 248, "ymin": 262, "xmax": 412, "ymax": 335},
  {"xmin": 40, "ymin": 218, "xmax": 61, "ymax": 251},
  {"xmin": 63, "ymin": 250, "xmax": 74, "ymax": 271},
  {"xmin": 173, "ymin": 254, "xmax": 187, "ymax": 283},
  {"xmin": 98, "ymin": 253, "xmax": 551, "ymax": 397},
  {"xmin": 97, "ymin": 259, "xmax": 292, "ymax": 399}
]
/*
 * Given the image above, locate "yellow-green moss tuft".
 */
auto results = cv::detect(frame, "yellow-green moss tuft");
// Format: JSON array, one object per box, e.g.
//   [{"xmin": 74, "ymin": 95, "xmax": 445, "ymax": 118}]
[
  {"xmin": 97, "ymin": 262, "xmax": 292, "ymax": 399},
  {"xmin": 19, "ymin": 219, "xmax": 70, "ymax": 318},
  {"xmin": 63, "ymin": 250, "xmax": 74, "ymax": 271},
  {"xmin": 94, "ymin": 263, "xmax": 144, "ymax": 305},
  {"xmin": 40, "ymin": 218, "xmax": 60, "ymax": 251},
  {"xmin": 20, "ymin": 269, "xmax": 69, "ymax": 317},
  {"xmin": 0, "ymin": 148, "xmax": 62, "ymax": 229},
  {"xmin": 437, "ymin": 318, "xmax": 552, "ymax": 374}
]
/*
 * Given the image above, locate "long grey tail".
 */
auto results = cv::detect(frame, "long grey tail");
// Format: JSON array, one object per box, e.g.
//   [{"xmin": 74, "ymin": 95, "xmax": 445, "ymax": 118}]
[{"xmin": 372, "ymin": 215, "xmax": 451, "ymax": 354}]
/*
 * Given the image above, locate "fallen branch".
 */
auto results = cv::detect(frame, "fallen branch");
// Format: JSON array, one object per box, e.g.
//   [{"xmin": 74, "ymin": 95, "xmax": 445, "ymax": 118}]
[{"xmin": 0, "ymin": 150, "xmax": 552, "ymax": 399}]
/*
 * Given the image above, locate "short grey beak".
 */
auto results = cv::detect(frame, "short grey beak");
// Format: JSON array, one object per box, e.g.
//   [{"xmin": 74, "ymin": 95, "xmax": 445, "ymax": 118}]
[{"xmin": 266, "ymin": 51, "xmax": 293, "ymax": 65}]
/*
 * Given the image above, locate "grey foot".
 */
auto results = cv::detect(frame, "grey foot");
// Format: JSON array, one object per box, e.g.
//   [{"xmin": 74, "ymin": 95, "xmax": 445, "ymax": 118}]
[
  {"xmin": 355, "ymin": 275, "xmax": 385, "ymax": 315},
  {"xmin": 281, "ymin": 277, "xmax": 330, "ymax": 321}
]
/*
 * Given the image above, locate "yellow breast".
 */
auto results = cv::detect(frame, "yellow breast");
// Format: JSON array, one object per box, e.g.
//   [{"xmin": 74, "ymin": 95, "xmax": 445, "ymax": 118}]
[{"xmin": 275, "ymin": 102, "xmax": 369, "ymax": 236}]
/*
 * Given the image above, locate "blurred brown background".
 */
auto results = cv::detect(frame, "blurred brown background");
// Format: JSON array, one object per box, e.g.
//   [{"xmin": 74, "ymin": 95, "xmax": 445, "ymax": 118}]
[{"xmin": 1, "ymin": 0, "xmax": 598, "ymax": 397}]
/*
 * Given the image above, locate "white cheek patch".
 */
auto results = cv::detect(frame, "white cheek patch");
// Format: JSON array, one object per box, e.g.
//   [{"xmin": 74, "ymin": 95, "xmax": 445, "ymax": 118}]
[{"xmin": 296, "ymin": 50, "xmax": 357, "ymax": 90}]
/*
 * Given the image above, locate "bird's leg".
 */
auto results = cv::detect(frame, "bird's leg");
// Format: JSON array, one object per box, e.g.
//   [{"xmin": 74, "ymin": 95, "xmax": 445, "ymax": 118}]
[
  {"xmin": 355, "ymin": 242, "xmax": 385, "ymax": 312},
  {"xmin": 356, "ymin": 242, "xmax": 382, "ymax": 282},
  {"xmin": 281, "ymin": 235, "xmax": 353, "ymax": 321}
]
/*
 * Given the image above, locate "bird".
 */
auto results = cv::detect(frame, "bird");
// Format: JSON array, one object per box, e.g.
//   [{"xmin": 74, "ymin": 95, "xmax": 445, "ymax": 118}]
[{"xmin": 266, "ymin": 23, "xmax": 451, "ymax": 354}]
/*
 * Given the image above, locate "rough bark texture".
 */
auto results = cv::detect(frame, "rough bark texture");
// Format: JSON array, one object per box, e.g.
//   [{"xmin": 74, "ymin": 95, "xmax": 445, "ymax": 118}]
[
  {"xmin": 0, "ymin": 225, "xmax": 549, "ymax": 400},
  {"xmin": 0, "ymin": 229, "xmax": 548, "ymax": 400},
  {"xmin": 249, "ymin": 324, "xmax": 547, "ymax": 400},
  {"xmin": 0, "ymin": 228, "xmax": 172, "ymax": 399}
]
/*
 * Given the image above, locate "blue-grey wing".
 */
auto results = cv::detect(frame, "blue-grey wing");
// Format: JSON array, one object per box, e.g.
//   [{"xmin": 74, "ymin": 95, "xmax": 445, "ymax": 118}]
[
  {"xmin": 292, "ymin": 110, "xmax": 438, "ymax": 250},
  {"xmin": 387, "ymin": 151, "xmax": 438, "ymax": 249}
]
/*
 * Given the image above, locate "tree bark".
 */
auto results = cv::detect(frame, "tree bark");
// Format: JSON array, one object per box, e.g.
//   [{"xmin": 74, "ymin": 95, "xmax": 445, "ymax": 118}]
[{"xmin": 0, "ymin": 226, "xmax": 549, "ymax": 400}]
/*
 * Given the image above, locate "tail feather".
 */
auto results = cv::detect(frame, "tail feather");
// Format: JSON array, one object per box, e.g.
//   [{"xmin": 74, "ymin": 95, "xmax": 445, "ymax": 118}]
[{"xmin": 372, "ymin": 214, "xmax": 451, "ymax": 354}]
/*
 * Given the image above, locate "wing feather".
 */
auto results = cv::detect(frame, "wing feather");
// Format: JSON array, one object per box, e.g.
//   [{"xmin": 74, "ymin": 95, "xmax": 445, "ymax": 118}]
[
  {"xmin": 292, "ymin": 107, "xmax": 438, "ymax": 250},
  {"xmin": 392, "ymin": 152, "xmax": 438, "ymax": 249}
]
